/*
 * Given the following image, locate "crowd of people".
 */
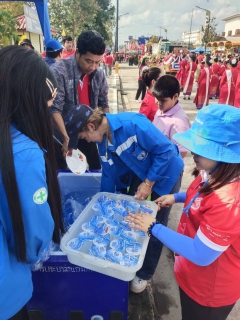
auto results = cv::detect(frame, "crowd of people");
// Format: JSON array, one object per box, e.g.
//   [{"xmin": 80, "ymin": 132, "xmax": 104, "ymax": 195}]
[
  {"xmin": 1, "ymin": 31, "xmax": 240, "ymax": 320},
  {"xmin": 175, "ymin": 50, "xmax": 240, "ymax": 109}
]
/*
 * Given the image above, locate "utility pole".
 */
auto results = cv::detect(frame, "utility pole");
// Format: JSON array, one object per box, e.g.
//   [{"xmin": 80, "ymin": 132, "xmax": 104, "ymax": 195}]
[{"xmin": 115, "ymin": 0, "xmax": 119, "ymax": 53}]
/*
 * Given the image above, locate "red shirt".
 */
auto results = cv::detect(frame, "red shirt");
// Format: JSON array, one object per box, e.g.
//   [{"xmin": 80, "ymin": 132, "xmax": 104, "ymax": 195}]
[
  {"xmin": 234, "ymin": 72, "xmax": 240, "ymax": 107},
  {"xmin": 62, "ymin": 49, "xmax": 75, "ymax": 59},
  {"xmin": 196, "ymin": 54, "xmax": 204, "ymax": 64},
  {"xmin": 139, "ymin": 91, "xmax": 158, "ymax": 122},
  {"xmin": 77, "ymin": 75, "xmax": 90, "ymax": 106},
  {"xmin": 175, "ymin": 174, "xmax": 240, "ymax": 307},
  {"xmin": 106, "ymin": 55, "xmax": 113, "ymax": 66},
  {"xmin": 218, "ymin": 64, "xmax": 225, "ymax": 77}
]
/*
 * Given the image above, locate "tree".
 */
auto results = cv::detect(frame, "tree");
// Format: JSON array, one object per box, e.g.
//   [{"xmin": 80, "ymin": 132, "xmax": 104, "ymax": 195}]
[
  {"xmin": 0, "ymin": 9, "xmax": 20, "ymax": 47},
  {"xmin": 201, "ymin": 16, "xmax": 217, "ymax": 48},
  {"xmin": 48, "ymin": 0, "xmax": 115, "ymax": 44},
  {"xmin": 0, "ymin": 2, "xmax": 36, "ymax": 47},
  {"xmin": 0, "ymin": 2, "xmax": 24, "ymax": 17},
  {"xmin": 48, "ymin": 0, "xmax": 99, "ymax": 40},
  {"xmin": 87, "ymin": 0, "xmax": 115, "ymax": 44}
]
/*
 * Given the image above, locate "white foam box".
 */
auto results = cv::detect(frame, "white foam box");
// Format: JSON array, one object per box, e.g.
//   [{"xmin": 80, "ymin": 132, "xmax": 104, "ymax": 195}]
[{"xmin": 60, "ymin": 192, "xmax": 158, "ymax": 281}]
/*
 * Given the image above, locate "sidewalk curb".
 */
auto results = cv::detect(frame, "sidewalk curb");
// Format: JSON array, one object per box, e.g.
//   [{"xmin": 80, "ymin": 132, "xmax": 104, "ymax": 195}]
[
  {"xmin": 118, "ymin": 73, "xmax": 131, "ymax": 111},
  {"xmin": 107, "ymin": 74, "xmax": 118, "ymax": 114}
]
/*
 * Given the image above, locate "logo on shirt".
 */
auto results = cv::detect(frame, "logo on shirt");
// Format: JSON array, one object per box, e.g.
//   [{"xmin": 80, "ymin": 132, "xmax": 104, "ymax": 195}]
[
  {"xmin": 206, "ymin": 224, "xmax": 231, "ymax": 242},
  {"xmin": 191, "ymin": 197, "xmax": 202, "ymax": 210},
  {"xmin": 137, "ymin": 150, "xmax": 148, "ymax": 161},
  {"xmin": 33, "ymin": 187, "xmax": 48, "ymax": 204}
]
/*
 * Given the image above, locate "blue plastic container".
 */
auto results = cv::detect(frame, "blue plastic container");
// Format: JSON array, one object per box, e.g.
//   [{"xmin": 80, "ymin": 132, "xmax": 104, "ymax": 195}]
[{"xmin": 27, "ymin": 172, "xmax": 128, "ymax": 320}]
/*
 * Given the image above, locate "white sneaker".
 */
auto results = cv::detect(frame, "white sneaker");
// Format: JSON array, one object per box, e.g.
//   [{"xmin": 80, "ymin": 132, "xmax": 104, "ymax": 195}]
[
  {"xmin": 130, "ymin": 275, "xmax": 148, "ymax": 293},
  {"xmin": 135, "ymin": 99, "xmax": 140, "ymax": 103}
]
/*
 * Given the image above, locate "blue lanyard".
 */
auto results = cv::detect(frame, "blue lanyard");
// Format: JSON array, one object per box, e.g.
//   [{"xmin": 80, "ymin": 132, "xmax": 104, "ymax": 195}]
[{"xmin": 182, "ymin": 180, "xmax": 208, "ymax": 217}]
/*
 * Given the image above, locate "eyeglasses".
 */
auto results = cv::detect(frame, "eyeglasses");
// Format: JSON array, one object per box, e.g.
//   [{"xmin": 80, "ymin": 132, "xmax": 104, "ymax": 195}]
[{"xmin": 46, "ymin": 78, "xmax": 58, "ymax": 100}]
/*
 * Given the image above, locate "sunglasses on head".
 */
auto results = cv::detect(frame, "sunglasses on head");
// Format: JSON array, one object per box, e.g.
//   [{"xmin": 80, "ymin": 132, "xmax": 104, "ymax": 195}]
[{"xmin": 46, "ymin": 78, "xmax": 58, "ymax": 100}]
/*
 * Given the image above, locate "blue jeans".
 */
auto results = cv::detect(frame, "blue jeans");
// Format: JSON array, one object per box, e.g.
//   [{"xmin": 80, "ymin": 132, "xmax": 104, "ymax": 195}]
[
  {"xmin": 128, "ymin": 172, "xmax": 182, "ymax": 280},
  {"xmin": 103, "ymin": 64, "xmax": 108, "ymax": 77}
]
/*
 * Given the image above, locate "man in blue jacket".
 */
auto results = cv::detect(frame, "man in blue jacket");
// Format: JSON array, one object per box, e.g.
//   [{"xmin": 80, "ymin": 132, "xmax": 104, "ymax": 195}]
[{"xmin": 65, "ymin": 107, "xmax": 184, "ymax": 293}]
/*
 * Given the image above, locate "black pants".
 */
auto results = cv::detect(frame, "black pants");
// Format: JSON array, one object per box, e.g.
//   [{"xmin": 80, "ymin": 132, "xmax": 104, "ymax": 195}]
[
  {"xmin": 8, "ymin": 306, "xmax": 29, "ymax": 320},
  {"xmin": 180, "ymin": 287, "xmax": 235, "ymax": 320},
  {"xmin": 54, "ymin": 139, "xmax": 101, "ymax": 171},
  {"xmin": 135, "ymin": 79, "xmax": 146, "ymax": 100}
]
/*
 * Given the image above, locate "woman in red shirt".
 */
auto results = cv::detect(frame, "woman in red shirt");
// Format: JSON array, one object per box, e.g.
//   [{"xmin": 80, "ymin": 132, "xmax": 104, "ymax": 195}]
[
  {"xmin": 176, "ymin": 54, "xmax": 187, "ymax": 90},
  {"xmin": 218, "ymin": 58, "xmax": 239, "ymax": 106},
  {"xmin": 127, "ymin": 104, "xmax": 240, "ymax": 320},
  {"xmin": 139, "ymin": 67, "xmax": 162, "ymax": 121},
  {"xmin": 182, "ymin": 54, "xmax": 197, "ymax": 100},
  {"xmin": 193, "ymin": 60, "xmax": 212, "ymax": 109},
  {"xmin": 209, "ymin": 58, "xmax": 220, "ymax": 99}
]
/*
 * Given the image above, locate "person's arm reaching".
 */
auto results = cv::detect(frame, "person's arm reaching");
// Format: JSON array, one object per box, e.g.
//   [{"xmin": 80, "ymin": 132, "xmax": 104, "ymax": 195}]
[
  {"xmin": 51, "ymin": 113, "xmax": 70, "ymax": 157},
  {"xmin": 126, "ymin": 212, "xmax": 223, "ymax": 266},
  {"xmin": 50, "ymin": 63, "xmax": 72, "ymax": 156},
  {"xmin": 154, "ymin": 192, "xmax": 186, "ymax": 209}
]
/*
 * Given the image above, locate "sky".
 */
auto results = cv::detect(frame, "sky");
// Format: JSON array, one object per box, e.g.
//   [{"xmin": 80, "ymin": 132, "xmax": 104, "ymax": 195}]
[{"xmin": 111, "ymin": 0, "xmax": 240, "ymax": 45}]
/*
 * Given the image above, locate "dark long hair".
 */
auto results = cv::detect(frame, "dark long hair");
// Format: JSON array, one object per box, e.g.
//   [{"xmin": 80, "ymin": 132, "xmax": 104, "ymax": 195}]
[
  {"xmin": 0, "ymin": 45, "xmax": 64, "ymax": 262},
  {"xmin": 140, "ymin": 57, "xmax": 148, "ymax": 67},
  {"xmin": 199, "ymin": 163, "xmax": 240, "ymax": 194},
  {"xmin": 142, "ymin": 67, "xmax": 161, "ymax": 87}
]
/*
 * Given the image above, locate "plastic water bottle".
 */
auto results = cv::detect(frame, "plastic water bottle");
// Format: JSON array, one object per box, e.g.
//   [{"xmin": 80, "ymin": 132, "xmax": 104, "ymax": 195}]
[
  {"xmin": 93, "ymin": 235, "xmax": 110, "ymax": 247},
  {"xmin": 127, "ymin": 201, "xmax": 140, "ymax": 214},
  {"xmin": 110, "ymin": 238, "xmax": 125, "ymax": 252},
  {"xmin": 125, "ymin": 242, "xmax": 142, "ymax": 256},
  {"xmin": 89, "ymin": 245, "xmax": 106, "ymax": 258},
  {"xmin": 67, "ymin": 238, "xmax": 84, "ymax": 251},
  {"xmin": 105, "ymin": 249, "xmax": 123, "ymax": 264},
  {"xmin": 120, "ymin": 254, "xmax": 138, "ymax": 267}
]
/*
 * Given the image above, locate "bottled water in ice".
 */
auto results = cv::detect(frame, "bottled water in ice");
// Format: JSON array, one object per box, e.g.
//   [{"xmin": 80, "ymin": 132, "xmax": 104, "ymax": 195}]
[
  {"xmin": 120, "ymin": 254, "xmax": 138, "ymax": 267},
  {"xmin": 105, "ymin": 249, "xmax": 123, "ymax": 264}
]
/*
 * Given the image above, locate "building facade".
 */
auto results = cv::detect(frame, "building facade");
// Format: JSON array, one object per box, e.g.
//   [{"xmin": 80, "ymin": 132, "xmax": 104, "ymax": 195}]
[
  {"xmin": 222, "ymin": 14, "xmax": 240, "ymax": 37},
  {"xmin": 182, "ymin": 30, "xmax": 203, "ymax": 46}
]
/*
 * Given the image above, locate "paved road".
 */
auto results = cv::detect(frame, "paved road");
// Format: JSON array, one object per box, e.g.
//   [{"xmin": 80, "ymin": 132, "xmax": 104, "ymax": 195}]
[{"xmin": 116, "ymin": 62, "xmax": 240, "ymax": 320}]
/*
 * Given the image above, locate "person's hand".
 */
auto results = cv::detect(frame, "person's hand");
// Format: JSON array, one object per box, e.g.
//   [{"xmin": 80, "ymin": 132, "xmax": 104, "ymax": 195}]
[
  {"xmin": 61, "ymin": 137, "xmax": 70, "ymax": 158},
  {"xmin": 102, "ymin": 107, "xmax": 110, "ymax": 113},
  {"xmin": 134, "ymin": 182, "xmax": 152, "ymax": 200},
  {"xmin": 154, "ymin": 194, "xmax": 175, "ymax": 210},
  {"xmin": 65, "ymin": 147, "xmax": 73, "ymax": 158},
  {"xmin": 125, "ymin": 212, "xmax": 156, "ymax": 233}
]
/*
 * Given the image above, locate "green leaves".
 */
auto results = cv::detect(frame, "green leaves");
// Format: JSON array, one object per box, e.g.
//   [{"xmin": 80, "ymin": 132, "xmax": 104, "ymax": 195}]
[
  {"xmin": 201, "ymin": 16, "xmax": 217, "ymax": 47},
  {"xmin": 0, "ymin": 9, "xmax": 20, "ymax": 47},
  {"xmin": 48, "ymin": 0, "xmax": 115, "ymax": 44}
]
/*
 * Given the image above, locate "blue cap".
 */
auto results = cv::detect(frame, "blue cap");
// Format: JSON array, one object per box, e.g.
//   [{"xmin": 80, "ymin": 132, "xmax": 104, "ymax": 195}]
[
  {"xmin": 173, "ymin": 104, "xmax": 240, "ymax": 163},
  {"xmin": 46, "ymin": 39, "xmax": 63, "ymax": 52},
  {"xmin": 64, "ymin": 104, "xmax": 93, "ymax": 149}
]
